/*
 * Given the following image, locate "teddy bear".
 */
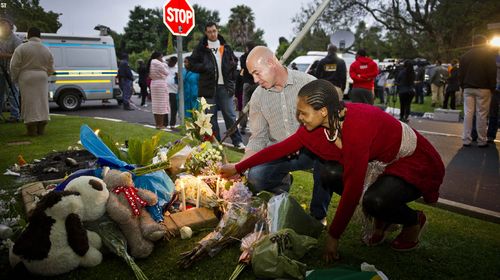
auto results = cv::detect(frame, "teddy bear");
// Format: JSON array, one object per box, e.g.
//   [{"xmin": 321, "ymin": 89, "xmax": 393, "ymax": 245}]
[
  {"xmin": 102, "ymin": 168, "xmax": 166, "ymax": 258},
  {"xmin": 9, "ymin": 176, "xmax": 109, "ymax": 276}
]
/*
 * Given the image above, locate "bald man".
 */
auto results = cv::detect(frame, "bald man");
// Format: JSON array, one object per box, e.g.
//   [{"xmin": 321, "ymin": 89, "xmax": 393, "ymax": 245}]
[{"xmin": 242, "ymin": 46, "xmax": 333, "ymax": 224}]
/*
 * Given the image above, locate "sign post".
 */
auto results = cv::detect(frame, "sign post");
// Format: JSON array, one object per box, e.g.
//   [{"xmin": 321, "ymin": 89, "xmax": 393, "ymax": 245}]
[{"xmin": 163, "ymin": 0, "xmax": 195, "ymax": 126}]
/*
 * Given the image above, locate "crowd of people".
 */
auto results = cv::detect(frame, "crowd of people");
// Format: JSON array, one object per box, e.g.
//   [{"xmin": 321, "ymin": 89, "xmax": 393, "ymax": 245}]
[{"xmin": 0, "ymin": 15, "xmax": 54, "ymax": 136}]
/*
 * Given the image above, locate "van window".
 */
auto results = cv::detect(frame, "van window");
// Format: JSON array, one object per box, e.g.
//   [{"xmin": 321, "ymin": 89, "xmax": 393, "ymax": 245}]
[
  {"xmin": 50, "ymin": 47, "xmax": 64, "ymax": 67},
  {"xmin": 65, "ymin": 48, "xmax": 110, "ymax": 68}
]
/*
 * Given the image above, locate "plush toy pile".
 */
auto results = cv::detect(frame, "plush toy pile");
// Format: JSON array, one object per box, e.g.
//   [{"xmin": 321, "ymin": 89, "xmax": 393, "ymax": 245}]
[{"xmin": 9, "ymin": 176, "xmax": 109, "ymax": 276}]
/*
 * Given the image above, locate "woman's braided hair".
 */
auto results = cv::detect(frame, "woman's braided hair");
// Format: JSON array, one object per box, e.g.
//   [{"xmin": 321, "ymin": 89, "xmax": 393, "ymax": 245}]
[{"xmin": 297, "ymin": 79, "xmax": 345, "ymax": 140}]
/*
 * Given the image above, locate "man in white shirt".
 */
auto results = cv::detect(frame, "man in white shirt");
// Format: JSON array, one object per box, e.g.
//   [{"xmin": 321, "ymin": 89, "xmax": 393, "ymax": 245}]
[{"xmin": 243, "ymin": 46, "xmax": 334, "ymax": 225}]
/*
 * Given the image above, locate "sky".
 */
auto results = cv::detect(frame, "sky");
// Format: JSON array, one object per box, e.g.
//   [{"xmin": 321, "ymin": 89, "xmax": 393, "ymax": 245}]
[{"xmin": 38, "ymin": 0, "xmax": 311, "ymax": 51}]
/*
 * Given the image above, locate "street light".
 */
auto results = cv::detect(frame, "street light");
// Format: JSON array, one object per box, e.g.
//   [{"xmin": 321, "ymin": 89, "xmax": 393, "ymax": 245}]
[{"xmin": 489, "ymin": 36, "xmax": 500, "ymax": 47}]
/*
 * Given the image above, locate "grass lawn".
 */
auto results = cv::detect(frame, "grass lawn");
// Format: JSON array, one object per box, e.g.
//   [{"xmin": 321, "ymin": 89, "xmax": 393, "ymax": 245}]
[
  {"xmin": 374, "ymin": 93, "xmax": 464, "ymax": 115},
  {"xmin": 1, "ymin": 114, "xmax": 499, "ymax": 280}
]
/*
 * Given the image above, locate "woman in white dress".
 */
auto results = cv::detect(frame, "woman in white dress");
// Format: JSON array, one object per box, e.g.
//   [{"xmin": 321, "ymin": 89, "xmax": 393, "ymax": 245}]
[{"xmin": 147, "ymin": 51, "xmax": 170, "ymax": 129}]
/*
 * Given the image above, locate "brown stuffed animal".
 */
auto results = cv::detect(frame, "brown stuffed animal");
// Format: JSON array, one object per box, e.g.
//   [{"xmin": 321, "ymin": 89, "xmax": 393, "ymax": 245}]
[{"xmin": 102, "ymin": 168, "xmax": 166, "ymax": 258}]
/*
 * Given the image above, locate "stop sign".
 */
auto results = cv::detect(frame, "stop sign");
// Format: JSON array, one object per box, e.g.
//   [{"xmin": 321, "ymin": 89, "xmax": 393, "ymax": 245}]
[{"xmin": 163, "ymin": 0, "xmax": 195, "ymax": 36}]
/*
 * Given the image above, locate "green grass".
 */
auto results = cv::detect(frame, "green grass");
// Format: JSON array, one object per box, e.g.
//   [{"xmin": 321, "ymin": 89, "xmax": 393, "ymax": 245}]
[
  {"xmin": 375, "ymin": 94, "xmax": 464, "ymax": 115},
  {"xmin": 1, "ymin": 114, "xmax": 500, "ymax": 280}
]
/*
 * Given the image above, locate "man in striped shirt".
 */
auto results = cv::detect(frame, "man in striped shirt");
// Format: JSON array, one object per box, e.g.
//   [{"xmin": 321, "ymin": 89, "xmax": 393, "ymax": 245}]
[{"xmin": 242, "ymin": 46, "xmax": 332, "ymax": 224}]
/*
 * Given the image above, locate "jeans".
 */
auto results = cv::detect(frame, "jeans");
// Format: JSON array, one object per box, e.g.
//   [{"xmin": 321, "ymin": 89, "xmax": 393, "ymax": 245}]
[
  {"xmin": 206, "ymin": 85, "xmax": 243, "ymax": 145},
  {"xmin": 414, "ymin": 82, "xmax": 424, "ymax": 104},
  {"xmin": 239, "ymin": 82, "xmax": 254, "ymax": 129},
  {"xmin": 350, "ymin": 88, "xmax": 374, "ymax": 104},
  {"xmin": 0, "ymin": 72, "xmax": 20, "ymax": 120},
  {"xmin": 165, "ymin": 92, "xmax": 178, "ymax": 126},
  {"xmin": 487, "ymin": 90, "xmax": 500, "ymax": 141},
  {"xmin": 120, "ymin": 79, "xmax": 133, "ymax": 108},
  {"xmin": 247, "ymin": 148, "xmax": 332, "ymax": 219},
  {"xmin": 443, "ymin": 89, "xmax": 456, "ymax": 109},
  {"xmin": 140, "ymin": 84, "xmax": 148, "ymax": 106}
]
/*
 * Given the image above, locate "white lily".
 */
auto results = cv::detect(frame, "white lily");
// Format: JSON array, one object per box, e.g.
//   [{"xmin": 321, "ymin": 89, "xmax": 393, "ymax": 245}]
[
  {"xmin": 195, "ymin": 116, "xmax": 213, "ymax": 136},
  {"xmin": 199, "ymin": 97, "xmax": 213, "ymax": 111}
]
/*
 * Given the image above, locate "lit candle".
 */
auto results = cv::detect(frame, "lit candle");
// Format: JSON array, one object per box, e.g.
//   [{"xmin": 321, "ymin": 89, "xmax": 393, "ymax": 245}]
[
  {"xmin": 216, "ymin": 177, "xmax": 220, "ymax": 197},
  {"xmin": 180, "ymin": 180, "xmax": 186, "ymax": 211},
  {"xmin": 196, "ymin": 177, "xmax": 202, "ymax": 208}
]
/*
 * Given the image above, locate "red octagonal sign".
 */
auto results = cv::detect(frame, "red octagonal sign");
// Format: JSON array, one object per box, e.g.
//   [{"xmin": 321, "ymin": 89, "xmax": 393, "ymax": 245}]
[{"xmin": 163, "ymin": 0, "xmax": 195, "ymax": 36}]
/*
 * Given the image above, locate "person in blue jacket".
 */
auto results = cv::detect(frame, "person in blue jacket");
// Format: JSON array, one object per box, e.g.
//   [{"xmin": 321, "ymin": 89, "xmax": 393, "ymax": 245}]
[{"xmin": 182, "ymin": 56, "xmax": 199, "ymax": 119}]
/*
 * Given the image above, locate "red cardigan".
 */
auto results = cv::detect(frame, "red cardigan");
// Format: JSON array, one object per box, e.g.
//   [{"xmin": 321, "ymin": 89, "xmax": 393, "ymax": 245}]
[{"xmin": 236, "ymin": 103, "xmax": 444, "ymax": 239}]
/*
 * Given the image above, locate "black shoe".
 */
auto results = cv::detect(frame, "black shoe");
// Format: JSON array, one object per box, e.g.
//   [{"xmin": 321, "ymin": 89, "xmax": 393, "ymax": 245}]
[
  {"xmin": 6, "ymin": 117, "xmax": 20, "ymax": 123},
  {"xmin": 478, "ymin": 144, "xmax": 488, "ymax": 148},
  {"xmin": 463, "ymin": 143, "xmax": 471, "ymax": 147},
  {"xmin": 124, "ymin": 107, "xmax": 135, "ymax": 111}
]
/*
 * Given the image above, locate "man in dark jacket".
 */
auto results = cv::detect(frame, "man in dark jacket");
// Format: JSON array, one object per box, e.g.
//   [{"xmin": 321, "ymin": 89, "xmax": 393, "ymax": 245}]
[
  {"xmin": 118, "ymin": 53, "xmax": 134, "ymax": 110},
  {"xmin": 238, "ymin": 41, "xmax": 256, "ymax": 134},
  {"xmin": 189, "ymin": 22, "xmax": 244, "ymax": 148},
  {"xmin": 315, "ymin": 44, "xmax": 346, "ymax": 99},
  {"xmin": 459, "ymin": 35, "xmax": 497, "ymax": 147}
]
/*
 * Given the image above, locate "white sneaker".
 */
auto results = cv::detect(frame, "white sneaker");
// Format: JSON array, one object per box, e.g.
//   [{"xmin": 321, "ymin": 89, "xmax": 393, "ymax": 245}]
[
  {"xmin": 142, "ymin": 104, "xmax": 148, "ymax": 107},
  {"xmin": 235, "ymin": 142, "xmax": 246, "ymax": 149}
]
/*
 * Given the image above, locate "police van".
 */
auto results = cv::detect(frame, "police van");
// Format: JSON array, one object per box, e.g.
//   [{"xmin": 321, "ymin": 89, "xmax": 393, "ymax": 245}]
[{"xmin": 16, "ymin": 31, "xmax": 122, "ymax": 110}]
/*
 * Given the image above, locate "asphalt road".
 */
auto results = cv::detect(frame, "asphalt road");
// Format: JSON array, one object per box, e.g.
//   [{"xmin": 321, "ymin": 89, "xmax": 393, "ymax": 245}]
[{"xmin": 50, "ymin": 96, "xmax": 500, "ymax": 216}]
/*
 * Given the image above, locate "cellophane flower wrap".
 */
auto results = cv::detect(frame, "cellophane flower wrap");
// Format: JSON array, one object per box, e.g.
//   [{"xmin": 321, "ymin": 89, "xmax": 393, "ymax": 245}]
[{"xmin": 178, "ymin": 189, "xmax": 267, "ymax": 269}]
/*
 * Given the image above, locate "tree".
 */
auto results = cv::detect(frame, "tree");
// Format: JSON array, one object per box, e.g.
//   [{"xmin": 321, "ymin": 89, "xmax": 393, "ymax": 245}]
[
  {"xmin": 122, "ymin": 6, "xmax": 158, "ymax": 53},
  {"xmin": 294, "ymin": 0, "xmax": 500, "ymax": 60},
  {"xmin": 353, "ymin": 21, "xmax": 392, "ymax": 60},
  {"xmin": 226, "ymin": 5, "xmax": 265, "ymax": 51},
  {"xmin": 2, "ymin": 0, "xmax": 61, "ymax": 32}
]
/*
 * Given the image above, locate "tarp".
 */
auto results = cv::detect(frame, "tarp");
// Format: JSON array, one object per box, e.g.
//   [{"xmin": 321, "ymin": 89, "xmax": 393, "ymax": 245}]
[{"xmin": 80, "ymin": 124, "xmax": 134, "ymax": 170}]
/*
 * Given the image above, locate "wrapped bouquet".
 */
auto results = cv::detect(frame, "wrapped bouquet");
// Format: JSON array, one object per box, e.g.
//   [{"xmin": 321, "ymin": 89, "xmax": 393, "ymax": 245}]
[{"xmin": 178, "ymin": 196, "xmax": 268, "ymax": 269}]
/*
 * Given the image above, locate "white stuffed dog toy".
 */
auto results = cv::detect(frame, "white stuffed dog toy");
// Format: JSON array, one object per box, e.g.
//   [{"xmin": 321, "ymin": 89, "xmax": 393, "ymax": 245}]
[{"xmin": 9, "ymin": 176, "xmax": 109, "ymax": 276}]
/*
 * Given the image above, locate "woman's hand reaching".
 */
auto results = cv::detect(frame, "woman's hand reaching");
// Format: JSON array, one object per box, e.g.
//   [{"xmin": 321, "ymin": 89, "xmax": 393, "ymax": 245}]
[
  {"xmin": 219, "ymin": 163, "xmax": 238, "ymax": 178},
  {"xmin": 323, "ymin": 235, "xmax": 341, "ymax": 263}
]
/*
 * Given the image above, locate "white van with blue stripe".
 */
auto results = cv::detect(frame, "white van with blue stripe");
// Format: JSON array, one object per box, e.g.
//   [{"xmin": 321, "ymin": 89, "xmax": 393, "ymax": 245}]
[{"xmin": 16, "ymin": 32, "xmax": 122, "ymax": 110}]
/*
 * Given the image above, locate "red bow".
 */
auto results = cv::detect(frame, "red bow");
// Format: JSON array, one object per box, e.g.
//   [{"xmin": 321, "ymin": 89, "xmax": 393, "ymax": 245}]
[{"xmin": 112, "ymin": 186, "xmax": 148, "ymax": 216}]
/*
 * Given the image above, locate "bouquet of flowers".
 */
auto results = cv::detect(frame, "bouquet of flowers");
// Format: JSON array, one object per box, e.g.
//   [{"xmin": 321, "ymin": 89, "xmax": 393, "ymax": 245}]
[
  {"xmin": 184, "ymin": 141, "xmax": 224, "ymax": 176},
  {"xmin": 178, "ymin": 196, "xmax": 268, "ymax": 269},
  {"xmin": 97, "ymin": 219, "xmax": 149, "ymax": 280},
  {"xmin": 185, "ymin": 97, "xmax": 215, "ymax": 143},
  {"xmin": 229, "ymin": 221, "xmax": 268, "ymax": 280}
]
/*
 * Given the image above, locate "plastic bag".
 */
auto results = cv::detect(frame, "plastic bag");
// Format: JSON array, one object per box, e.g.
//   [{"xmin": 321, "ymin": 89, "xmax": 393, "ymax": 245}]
[
  {"xmin": 133, "ymin": 170, "xmax": 174, "ymax": 222},
  {"xmin": 80, "ymin": 124, "xmax": 134, "ymax": 170},
  {"xmin": 306, "ymin": 263, "xmax": 388, "ymax": 280},
  {"xmin": 268, "ymin": 193, "xmax": 324, "ymax": 238},
  {"xmin": 251, "ymin": 228, "xmax": 317, "ymax": 280}
]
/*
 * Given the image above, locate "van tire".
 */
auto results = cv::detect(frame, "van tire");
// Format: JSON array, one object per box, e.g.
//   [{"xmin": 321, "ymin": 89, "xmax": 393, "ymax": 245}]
[{"xmin": 58, "ymin": 91, "xmax": 82, "ymax": 111}]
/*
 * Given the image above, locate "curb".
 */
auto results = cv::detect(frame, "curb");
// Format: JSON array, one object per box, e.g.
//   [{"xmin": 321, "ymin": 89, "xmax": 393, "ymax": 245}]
[{"xmin": 419, "ymin": 197, "xmax": 500, "ymax": 224}]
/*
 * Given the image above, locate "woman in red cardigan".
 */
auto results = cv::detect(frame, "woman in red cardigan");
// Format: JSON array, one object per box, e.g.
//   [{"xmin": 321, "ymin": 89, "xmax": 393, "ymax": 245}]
[{"xmin": 220, "ymin": 79, "xmax": 445, "ymax": 262}]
